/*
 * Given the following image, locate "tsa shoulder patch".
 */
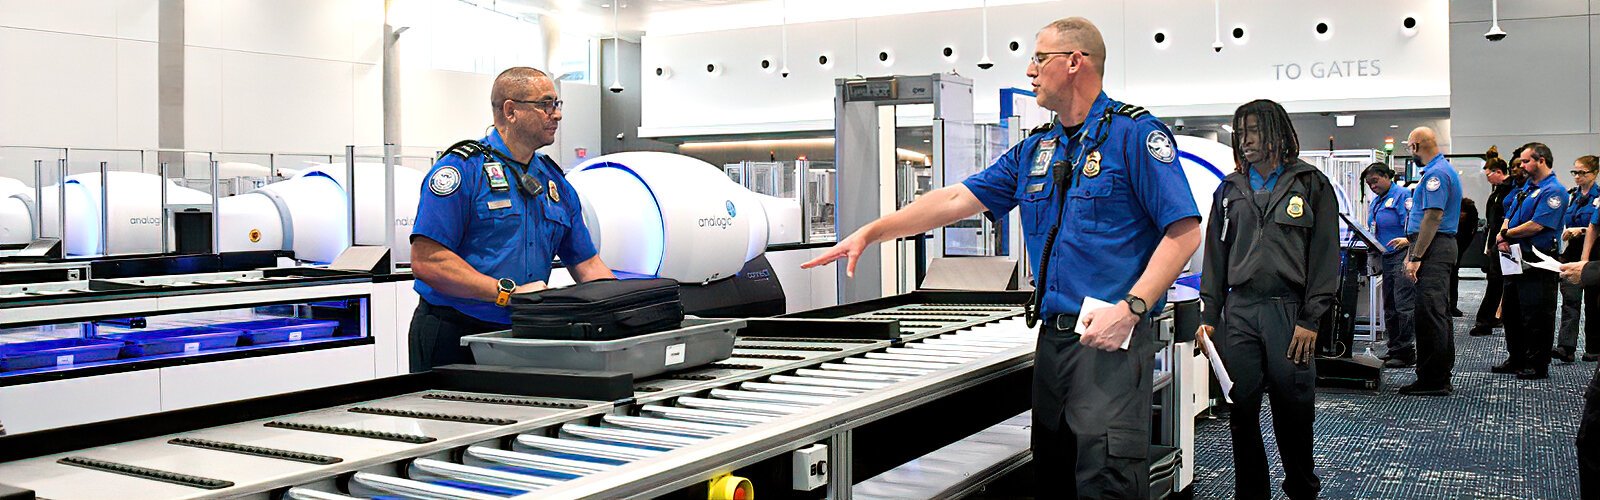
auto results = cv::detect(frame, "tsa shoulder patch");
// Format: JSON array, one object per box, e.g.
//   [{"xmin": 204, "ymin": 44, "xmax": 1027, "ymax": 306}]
[
  {"xmin": 429, "ymin": 165, "xmax": 461, "ymax": 196},
  {"xmin": 1425, "ymin": 176, "xmax": 1442, "ymax": 192},
  {"xmin": 1549, "ymin": 195, "xmax": 1564, "ymax": 209},
  {"xmin": 1145, "ymin": 130, "xmax": 1175, "ymax": 163}
]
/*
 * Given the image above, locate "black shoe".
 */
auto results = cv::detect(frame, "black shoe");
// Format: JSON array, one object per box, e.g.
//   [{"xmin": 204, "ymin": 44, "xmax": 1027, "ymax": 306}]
[
  {"xmin": 1398, "ymin": 382, "xmax": 1454, "ymax": 396},
  {"xmin": 1383, "ymin": 356, "xmax": 1417, "ymax": 368},
  {"xmin": 1584, "ymin": 353, "xmax": 1600, "ymax": 362},
  {"xmin": 1451, "ymin": 309, "xmax": 1465, "ymax": 317},
  {"xmin": 1555, "ymin": 347, "xmax": 1577, "ymax": 364},
  {"xmin": 1378, "ymin": 351, "xmax": 1394, "ymax": 361},
  {"xmin": 1469, "ymin": 326, "xmax": 1494, "ymax": 337},
  {"xmin": 1516, "ymin": 368, "xmax": 1549, "ymax": 380},
  {"xmin": 1491, "ymin": 361, "xmax": 1520, "ymax": 374}
]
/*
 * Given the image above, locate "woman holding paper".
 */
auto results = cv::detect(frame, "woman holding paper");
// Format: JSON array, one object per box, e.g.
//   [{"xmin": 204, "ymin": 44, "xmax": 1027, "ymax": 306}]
[{"xmin": 1195, "ymin": 99, "xmax": 1340, "ymax": 500}]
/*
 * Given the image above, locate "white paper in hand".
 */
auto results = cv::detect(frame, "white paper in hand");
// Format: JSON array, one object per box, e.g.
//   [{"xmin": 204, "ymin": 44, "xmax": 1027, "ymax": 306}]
[
  {"xmin": 1199, "ymin": 334, "xmax": 1235, "ymax": 403},
  {"xmin": 1077, "ymin": 296, "xmax": 1134, "ymax": 350},
  {"xmin": 1528, "ymin": 246, "xmax": 1566, "ymax": 273},
  {"xmin": 1499, "ymin": 246, "xmax": 1524, "ymax": 276}
]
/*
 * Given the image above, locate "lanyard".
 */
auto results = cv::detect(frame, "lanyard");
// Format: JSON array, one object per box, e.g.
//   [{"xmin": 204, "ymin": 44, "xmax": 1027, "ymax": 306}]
[
  {"xmin": 483, "ymin": 146, "xmax": 548, "ymax": 200},
  {"xmin": 1025, "ymin": 111, "xmax": 1113, "ymax": 328}
]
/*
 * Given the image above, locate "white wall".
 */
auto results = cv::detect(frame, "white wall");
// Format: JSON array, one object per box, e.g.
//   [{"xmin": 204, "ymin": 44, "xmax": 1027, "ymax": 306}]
[
  {"xmin": 1449, "ymin": 0, "xmax": 1600, "ymax": 189},
  {"xmin": 638, "ymin": 0, "xmax": 1449, "ymax": 138},
  {"xmin": 184, "ymin": 0, "xmax": 383, "ymax": 154},
  {"xmin": 0, "ymin": 0, "xmax": 160, "ymax": 150}
]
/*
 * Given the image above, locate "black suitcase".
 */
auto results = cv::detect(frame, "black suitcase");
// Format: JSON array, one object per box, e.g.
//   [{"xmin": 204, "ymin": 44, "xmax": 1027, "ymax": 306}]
[{"xmin": 508, "ymin": 278, "xmax": 684, "ymax": 341}]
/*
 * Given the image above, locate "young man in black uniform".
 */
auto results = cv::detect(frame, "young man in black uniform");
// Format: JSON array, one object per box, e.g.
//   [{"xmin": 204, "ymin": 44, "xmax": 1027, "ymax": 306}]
[
  {"xmin": 1470, "ymin": 152, "xmax": 1512, "ymax": 337},
  {"xmin": 1197, "ymin": 99, "xmax": 1339, "ymax": 499}
]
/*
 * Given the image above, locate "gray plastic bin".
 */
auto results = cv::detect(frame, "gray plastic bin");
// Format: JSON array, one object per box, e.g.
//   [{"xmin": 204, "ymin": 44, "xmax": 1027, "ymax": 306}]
[{"xmin": 461, "ymin": 319, "xmax": 743, "ymax": 379}]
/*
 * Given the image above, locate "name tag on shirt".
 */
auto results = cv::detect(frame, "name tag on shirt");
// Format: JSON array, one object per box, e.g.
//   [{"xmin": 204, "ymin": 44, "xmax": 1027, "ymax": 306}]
[
  {"xmin": 1029, "ymin": 139, "xmax": 1056, "ymax": 177},
  {"xmin": 486, "ymin": 199, "xmax": 511, "ymax": 210},
  {"xmin": 1026, "ymin": 182, "xmax": 1046, "ymax": 194}
]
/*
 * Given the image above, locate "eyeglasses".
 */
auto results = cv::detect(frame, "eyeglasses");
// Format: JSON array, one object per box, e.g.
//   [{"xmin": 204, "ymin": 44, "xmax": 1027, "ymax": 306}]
[
  {"xmin": 507, "ymin": 98, "xmax": 563, "ymax": 114},
  {"xmin": 1030, "ymin": 51, "xmax": 1089, "ymax": 66},
  {"xmin": 1573, "ymin": 170, "xmax": 1596, "ymax": 176}
]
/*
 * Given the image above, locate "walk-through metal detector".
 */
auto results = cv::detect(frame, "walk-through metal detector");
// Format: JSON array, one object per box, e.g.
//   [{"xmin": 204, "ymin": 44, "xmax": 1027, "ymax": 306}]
[{"xmin": 834, "ymin": 74, "xmax": 974, "ymax": 304}]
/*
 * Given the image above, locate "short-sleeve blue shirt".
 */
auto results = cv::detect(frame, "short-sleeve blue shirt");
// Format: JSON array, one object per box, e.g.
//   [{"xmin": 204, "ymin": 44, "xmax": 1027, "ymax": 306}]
[
  {"xmin": 1506, "ymin": 172, "xmax": 1567, "ymax": 250},
  {"xmin": 1571, "ymin": 184, "xmax": 1600, "ymax": 228},
  {"xmin": 961, "ymin": 92, "xmax": 1200, "ymax": 317},
  {"xmin": 1368, "ymin": 185, "xmax": 1411, "ymax": 254},
  {"xmin": 1405, "ymin": 154, "xmax": 1462, "ymax": 236},
  {"xmin": 411, "ymin": 130, "xmax": 599, "ymax": 324}
]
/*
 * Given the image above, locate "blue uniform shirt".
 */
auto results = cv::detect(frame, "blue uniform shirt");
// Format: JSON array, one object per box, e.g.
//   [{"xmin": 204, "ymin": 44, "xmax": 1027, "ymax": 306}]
[
  {"xmin": 962, "ymin": 92, "xmax": 1200, "ymax": 317},
  {"xmin": 1572, "ymin": 184, "xmax": 1600, "ymax": 228},
  {"xmin": 1368, "ymin": 185, "xmax": 1411, "ymax": 254},
  {"xmin": 1506, "ymin": 172, "xmax": 1567, "ymax": 250},
  {"xmin": 411, "ymin": 130, "xmax": 599, "ymax": 324},
  {"xmin": 1247, "ymin": 164, "xmax": 1286, "ymax": 192},
  {"xmin": 1405, "ymin": 154, "xmax": 1463, "ymax": 236}
]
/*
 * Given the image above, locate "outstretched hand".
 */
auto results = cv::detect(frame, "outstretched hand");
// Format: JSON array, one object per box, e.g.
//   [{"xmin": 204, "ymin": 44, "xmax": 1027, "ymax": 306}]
[{"xmin": 801, "ymin": 230, "xmax": 872, "ymax": 277}]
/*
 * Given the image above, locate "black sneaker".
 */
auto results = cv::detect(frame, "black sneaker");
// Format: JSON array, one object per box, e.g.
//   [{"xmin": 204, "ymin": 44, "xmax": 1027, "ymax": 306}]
[
  {"xmin": 1555, "ymin": 347, "xmax": 1577, "ymax": 364},
  {"xmin": 1491, "ymin": 361, "xmax": 1520, "ymax": 374},
  {"xmin": 1516, "ymin": 368, "xmax": 1549, "ymax": 380},
  {"xmin": 1398, "ymin": 382, "xmax": 1453, "ymax": 396},
  {"xmin": 1383, "ymin": 356, "xmax": 1416, "ymax": 368}
]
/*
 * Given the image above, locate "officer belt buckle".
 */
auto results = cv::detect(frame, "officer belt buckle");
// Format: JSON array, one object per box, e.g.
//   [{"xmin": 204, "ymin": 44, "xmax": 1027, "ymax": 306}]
[{"xmin": 1052, "ymin": 313, "xmax": 1077, "ymax": 332}]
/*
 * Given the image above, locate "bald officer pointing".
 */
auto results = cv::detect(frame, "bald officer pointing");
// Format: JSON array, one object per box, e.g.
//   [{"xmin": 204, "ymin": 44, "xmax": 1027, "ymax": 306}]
[
  {"xmin": 803, "ymin": 17, "xmax": 1200, "ymax": 498},
  {"xmin": 409, "ymin": 67, "xmax": 616, "ymax": 371}
]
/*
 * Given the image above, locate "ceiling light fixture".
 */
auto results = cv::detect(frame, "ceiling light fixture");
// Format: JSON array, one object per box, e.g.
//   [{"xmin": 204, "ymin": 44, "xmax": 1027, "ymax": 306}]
[
  {"xmin": 779, "ymin": 0, "xmax": 791, "ymax": 78},
  {"xmin": 976, "ymin": 0, "xmax": 994, "ymax": 70},
  {"xmin": 608, "ymin": 1, "xmax": 624, "ymax": 93},
  {"xmin": 1211, "ymin": 0, "xmax": 1223, "ymax": 52}
]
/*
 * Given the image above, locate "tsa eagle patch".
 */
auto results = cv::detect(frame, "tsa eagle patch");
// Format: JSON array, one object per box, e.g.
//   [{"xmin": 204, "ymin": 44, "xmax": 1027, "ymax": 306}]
[
  {"xmin": 1549, "ymin": 195, "xmax": 1564, "ymax": 210},
  {"xmin": 1145, "ymin": 130, "xmax": 1175, "ymax": 163},
  {"xmin": 1384, "ymin": 198, "xmax": 1395, "ymax": 209},
  {"xmin": 429, "ymin": 166, "xmax": 461, "ymax": 196},
  {"xmin": 1425, "ymin": 176, "xmax": 1441, "ymax": 192}
]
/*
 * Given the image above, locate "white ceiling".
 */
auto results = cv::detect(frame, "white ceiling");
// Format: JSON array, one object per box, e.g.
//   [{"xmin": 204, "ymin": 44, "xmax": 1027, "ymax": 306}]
[{"xmin": 477, "ymin": 0, "xmax": 1056, "ymax": 38}]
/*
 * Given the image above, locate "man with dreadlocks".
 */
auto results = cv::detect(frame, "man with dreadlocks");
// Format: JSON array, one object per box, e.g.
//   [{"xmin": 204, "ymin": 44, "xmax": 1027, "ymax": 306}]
[{"xmin": 1196, "ymin": 99, "xmax": 1336, "ymax": 499}]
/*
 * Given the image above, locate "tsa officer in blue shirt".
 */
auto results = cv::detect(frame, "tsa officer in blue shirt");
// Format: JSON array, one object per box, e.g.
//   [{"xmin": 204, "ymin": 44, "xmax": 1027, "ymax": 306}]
[
  {"xmin": 408, "ymin": 67, "xmax": 615, "ymax": 372},
  {"xmin": 1493, "ymin": 142, "xmax": 1565, "ymax": 379},
  {"xmin": 803, "ymin": 17, "xmax": 1201, "ymax": 498},
  {"xmin": 1364, "ymin": 163, "xmax": 1418, "ymax": 367},
  {"xmin": 1556, "ymin": 155, "xmax": 1600, "ymax": 362},
  {"xmin": 1398, "ymin": 127, "xmax": 1462, "ymax": 395}
]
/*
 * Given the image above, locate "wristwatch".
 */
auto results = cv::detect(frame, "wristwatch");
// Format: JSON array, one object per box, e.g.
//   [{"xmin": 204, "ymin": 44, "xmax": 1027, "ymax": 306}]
[
  {"xmin": 1124, "ymin": 294, "xmax": 1148, "ymax": 316},
  {"xmin": 495, "ymin": 278, "xmax": 516, "ymax": 307}
]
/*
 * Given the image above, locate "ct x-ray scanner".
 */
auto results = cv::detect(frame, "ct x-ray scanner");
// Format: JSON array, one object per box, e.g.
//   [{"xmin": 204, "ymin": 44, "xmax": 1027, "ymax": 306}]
[{"xmin": 834, "ymin": 74, "xmax": 974, "ymax": 304}]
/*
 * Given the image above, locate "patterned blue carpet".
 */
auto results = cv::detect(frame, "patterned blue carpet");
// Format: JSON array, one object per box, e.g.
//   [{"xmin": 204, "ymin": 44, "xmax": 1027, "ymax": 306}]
[{"xmin": 1192, "ymin": 278, "xmax": 1588, "ymax": 499}]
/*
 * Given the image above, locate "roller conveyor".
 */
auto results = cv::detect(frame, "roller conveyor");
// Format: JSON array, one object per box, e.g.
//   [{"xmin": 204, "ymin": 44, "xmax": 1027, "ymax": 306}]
[{"xmin": 0, "ymin": 298, "xmax": 1050, "ymax": 500}]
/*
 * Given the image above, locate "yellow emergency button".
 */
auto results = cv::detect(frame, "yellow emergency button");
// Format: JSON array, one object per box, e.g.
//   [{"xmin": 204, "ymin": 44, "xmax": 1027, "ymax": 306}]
[{"xmin": 708, "ymin": 474, "xmax": 752, "ymax": 500}]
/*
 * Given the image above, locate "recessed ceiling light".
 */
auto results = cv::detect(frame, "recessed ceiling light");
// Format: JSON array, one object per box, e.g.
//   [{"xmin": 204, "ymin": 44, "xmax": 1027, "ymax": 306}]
[
  {"xmin": 600, "ymin": 3, "xmax": 610, "ymax": 7},
  {"xmin": 1389, "ymin": 124, "xmax": 1399, "ymax": 128}
]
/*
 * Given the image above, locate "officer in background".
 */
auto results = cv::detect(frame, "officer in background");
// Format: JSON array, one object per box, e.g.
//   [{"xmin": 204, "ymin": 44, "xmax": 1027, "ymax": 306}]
[
  {"xmin": 408, "ymin": 67, "xmax": 615, "ymax": 371},
  {"xmin": 1556, "ymin": 154, "xmax": 1600, "ymax": 363},
  {"xmin": 1495, "ymin": 142, "xmax": 1564, "ymax": 380},
  {"xmin": 1557, "ymin": 255, "xmax": 1600, "ymax": 497},
  {"xmin": 1364, "ymin": 162, "xmax": 1417, "ymax": 368},
  {"xmin": 1470, "ymin": 149, "xmax": 1511, "ymax": 337},
  {"xmin": 803, "ymin": 16, "xmax": 1201, "ymax": 498},
  {"xmin": 1197, "ymin": 99, "xmax": 1337, "ymax": 500},
  {"xmin": 1399, "ymin": 126, "xmax": 1462, "ymax": 395}
]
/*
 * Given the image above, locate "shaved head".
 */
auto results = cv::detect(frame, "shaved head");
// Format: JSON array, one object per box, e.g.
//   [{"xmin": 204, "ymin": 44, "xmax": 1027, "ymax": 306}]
[
  {"xmin": 1042, "ymin": 17, "xmax": 1107, "ymax": 74},
  {"xmin": 1408, "ymin": 126, "xmax": 1440, "ymax": 161},
  {"xmin": 491, "ymin": 67, "xmax": 550, "ymax": 125},
  {"xmin": 1407, "ymin": 126, "xmax": 1436, "ymax": 147}
]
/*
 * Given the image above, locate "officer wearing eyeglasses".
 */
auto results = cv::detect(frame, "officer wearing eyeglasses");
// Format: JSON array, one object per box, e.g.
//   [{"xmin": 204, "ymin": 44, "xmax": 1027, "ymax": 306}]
[
  {"xmin": 407, "ymin": 66, "xmax": 615, "ymax": 371},
  {"xmin": 804, "ymin": 17, "xmax": 1200, "ymax": 498}
]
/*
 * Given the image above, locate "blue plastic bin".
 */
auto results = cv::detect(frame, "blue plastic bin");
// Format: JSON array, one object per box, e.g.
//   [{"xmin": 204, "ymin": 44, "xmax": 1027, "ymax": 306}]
[
  {"xmin": 217, "ymin": 318, "xmax": 340, "ymax": 346},
  {"xmin": 0, "ymin": 338, "xmax": 124, "ymax": 372},
  {"xmin": 109, "ymin": 327, "xmax": 243, "ymax": 357}
]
